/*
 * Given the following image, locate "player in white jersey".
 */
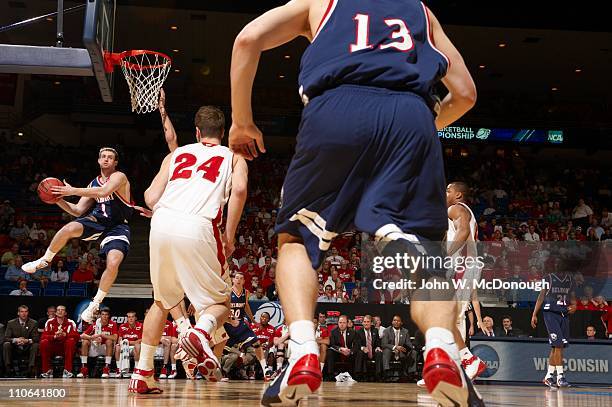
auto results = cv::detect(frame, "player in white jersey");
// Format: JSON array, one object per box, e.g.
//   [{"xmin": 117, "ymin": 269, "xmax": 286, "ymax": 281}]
[{"xmin": 128, "ymin": 106, "xmax": 248, "ymax": 394}]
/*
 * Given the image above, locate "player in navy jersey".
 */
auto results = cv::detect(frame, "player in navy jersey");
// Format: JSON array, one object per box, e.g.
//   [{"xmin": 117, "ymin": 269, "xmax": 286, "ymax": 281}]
[
  {"xmin": 532, "ymin": 262, "xmax": 576, "ymax": 388},
  {"xmin": 23, "ymin": 147, "xmax": 134, "ymax": 324},
  {"xmin": 229, "ymin": 0, "xmax": 478, "ymax": 405}
]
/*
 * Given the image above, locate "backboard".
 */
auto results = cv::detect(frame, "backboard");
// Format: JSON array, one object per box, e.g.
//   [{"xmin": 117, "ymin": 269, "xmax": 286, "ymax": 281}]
[{"xmin": 83, "ymin": 0, "xmax": 116, "ymax": 102}]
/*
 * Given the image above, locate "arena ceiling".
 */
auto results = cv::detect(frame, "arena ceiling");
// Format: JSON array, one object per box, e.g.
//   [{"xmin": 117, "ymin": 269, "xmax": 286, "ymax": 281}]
[{"xmin": 0, "ymin": 1, "xmax": 610, "ymax": 119}]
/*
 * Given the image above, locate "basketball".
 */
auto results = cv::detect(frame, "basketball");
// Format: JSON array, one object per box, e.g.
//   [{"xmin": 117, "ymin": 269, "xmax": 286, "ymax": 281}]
[{"xmin": 37, "ymin": 177, "xmax": 63, "ymax": 204}]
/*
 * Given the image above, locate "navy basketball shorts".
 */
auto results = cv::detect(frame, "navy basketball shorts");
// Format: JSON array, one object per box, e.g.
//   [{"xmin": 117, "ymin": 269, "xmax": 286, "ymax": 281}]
[
  {"xmin": 74, "ymin": 216, "xmax": 130, "ymax": 258},
  {"xmin": 75, "ymin": 215, "xmax": 106, "ymax": 241},
  {"xmin": 275, "ymin": 85, "xmax": 447, "ymax": 269},
  {"xmin": 543, "ymin": 311, "xmax": 570, "ymax": 348}
]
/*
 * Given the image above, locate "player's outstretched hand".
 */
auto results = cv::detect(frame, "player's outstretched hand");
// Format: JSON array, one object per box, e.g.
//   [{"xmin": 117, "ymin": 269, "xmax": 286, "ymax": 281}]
[
  {"xmin": 134, "ymin": 205, "xmax": 153, "ymax": 218},
  {"xmin": 531, "ymin": 314, "xmax": 538, "ymax": 329},
  {"xmin": 51, "ymin": 179, "xmax": 75, "ymax": 197},
  {"xmin": 229, "ymin": 122, "xmax": 265, "ymax": 161}
]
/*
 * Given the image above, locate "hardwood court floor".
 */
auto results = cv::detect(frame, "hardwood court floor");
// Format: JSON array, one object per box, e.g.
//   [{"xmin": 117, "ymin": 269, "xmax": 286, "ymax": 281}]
[{"xmin": 0, "ymin": 379, "xmax": 610, "ymax": 406}]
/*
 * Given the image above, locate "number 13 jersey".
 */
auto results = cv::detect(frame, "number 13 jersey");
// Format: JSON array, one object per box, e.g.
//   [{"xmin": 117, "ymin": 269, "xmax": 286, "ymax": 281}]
[
  {"xmin": 155, "ymin": 142, "xmax": 233, "ymax": 220},
  {"xmin": 299, "ymin": 0, "xmax": 448, "ymax": 109}
]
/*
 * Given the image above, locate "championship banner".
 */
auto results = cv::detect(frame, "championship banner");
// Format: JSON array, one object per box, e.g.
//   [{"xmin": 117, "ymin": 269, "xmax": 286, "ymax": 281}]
[
  {"xmin": 471, "ymin": 338, "xmax": 612, "ymax": 385},
  {"xmin": 437, "ymin": 126, "xmax": 564, "ymax": 144}
]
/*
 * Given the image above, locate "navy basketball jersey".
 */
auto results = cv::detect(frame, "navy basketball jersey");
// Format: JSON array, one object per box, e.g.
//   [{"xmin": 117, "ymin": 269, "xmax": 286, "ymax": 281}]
[
  {"xmin": 230, "ymin": 288, "xmax": 247, "ymax": 321},
  {"xmin": 543, "ymin": 273, "xmax": 573, "ymax": 313},
  {"xmin": 87, "ymin": 176, "xmax": 133, "ymax": 226},
  {"xmin": 299, "ymin": 0, "xmax": 449, "ymax": 108}
]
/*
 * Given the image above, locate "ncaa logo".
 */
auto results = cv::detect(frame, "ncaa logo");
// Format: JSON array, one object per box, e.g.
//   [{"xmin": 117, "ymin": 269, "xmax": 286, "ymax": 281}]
[
  {"xmin": 471, "ymin": 344, "xmax": 499, "ymax": 378},
  {"xmin": 254, "ymin": 302, "xmax": 284, "ymax": 328},
  {"xmin": 476, "ymin": 128, "xmax": 491, "ymax": 140}
]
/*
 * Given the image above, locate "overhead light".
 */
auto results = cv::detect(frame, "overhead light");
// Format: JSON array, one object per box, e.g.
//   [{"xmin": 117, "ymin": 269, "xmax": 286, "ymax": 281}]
[
  {"xmin": 284, "ymin": 55, "xmax": 291, "ymax": 59},
  {"xmin": 575, "ymin": 68, "xmax": 582, "ymax": 73},
  {"xmin": 498, "ymin": 43, "xmax": 507, "ymax": 48},
  {"xmin": 170, "ymin": 26, "xmax": 178, "ymax": 30},
  {"xmin": 46, "ymin": 17, "xmax": 53, "ymax": 22},
  {"xmin": 53, "ymin": 81, "xmax": 60, "ymax": 85},
  {"xmin": 17, "ymin": 132, "xmax": 23, "ymax": 136},
  {"xmin": 174, "ymin": 69, "xmax": 180, "ymax": 73},
  {"xmin": 551, "ymin": 87, "xmax": 558, "ymax": 91},
  {"xmin": 278, "ymin": 75, "xmax": 285, "ymax": 79},
  {"xmin": 172, "ymin": 49, "xmax": 180, "ymax": 53},
  {"xmin": 478, "ymin": 64, "xmax": 486, "ymax": 69}
]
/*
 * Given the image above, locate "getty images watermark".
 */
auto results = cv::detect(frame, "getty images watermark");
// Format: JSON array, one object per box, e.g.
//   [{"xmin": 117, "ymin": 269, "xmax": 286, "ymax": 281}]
[{"xmin": 370, "ymin": 253, "xmax": 550, "ymax": 292}]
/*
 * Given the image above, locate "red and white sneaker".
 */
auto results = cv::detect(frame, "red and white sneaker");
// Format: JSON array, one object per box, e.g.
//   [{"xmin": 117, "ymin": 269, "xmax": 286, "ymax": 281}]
[
  {"xmin": 128, "ymin": 368, "xmax": 163, "ymax": 394},
  {"xmin": 175, "ymin": 348, "xmax": 198, "ymax": 380},
  {"xmin": 177, "ymin": 328, "xmax": 221, "ymax": 382},
  {"xmin": 159, "ymin": 367, "xmax": 168, "ymax": 379},
  {"xmin": 101, "ymin": 366, "xmax": 110, "ymax": 378},
  {"xmin": 167, "ymin": 370, "xmax": 177, "ymax": 379},
  {"xmin": 76, "ymin": 366, "xmax": 88, "ymax": 378},
  {"xmin": 261, "ymin": 352, "xmax": 322, "ymax": 407},
  {"xmin": 462, "ymin": 355, "xmax": 487, "ymax": 381},
  {"xmin": 423, "ymin": 348, "xmax": 485, "ymax": 407}
]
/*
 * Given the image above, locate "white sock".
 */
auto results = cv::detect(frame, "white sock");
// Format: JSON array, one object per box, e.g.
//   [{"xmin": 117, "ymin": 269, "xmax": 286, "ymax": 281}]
[
  {"xmin": 93, "ymin": 290, "xmax": 107, "ymax": 304},
  {"xmin": 459, "ymin": 347, "xmax": 473, "ymax": 360},
  {"xmin": 136, "ymin": 343, "xmax": 156, "ymax": 371},
  {"xmin": 43, "ymin": 249, "xmax": 56, "ymax": 263},
  {"xmin": 546, "ymin": 365, "xmax": 555, "ymax": 377},
  {"xmin": 259, "ymin": 358, "xmax": 267, "ymax": 371},
  {"xmin": 174, "ymin": 316, "xmax": 191, "ymax": 336},
  {"xmin": 105, "ymin": 356, "xmax": 112, "ymax": 365},
  {"xmin": 81, "ymin": 356, "xmax": 88, "ymax": 365},
  {"xmin": 556, "ymin": 365, "xmax": 564, "ymax": 376},
  {"xmin": 195, "ymin": 313, "xmax": 217, "ymax": 335},
  {"xmin": 320, "ymin": 362, "xmax": 325, "ymax": 371},
  {"xmin": 424, "ymin": 327, "xmax": 460, "ymax": 363},
  {"xmin": 171, "ymin": 363, "xmax": 176, "ymax": 371},
  {"xmin": 289, "ymin": 320, "xmax": 315, "ymax": 343}
]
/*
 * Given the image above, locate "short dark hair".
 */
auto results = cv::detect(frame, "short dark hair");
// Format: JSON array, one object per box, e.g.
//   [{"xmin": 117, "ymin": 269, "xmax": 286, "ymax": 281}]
[
  {"xmin": 100, "ymin": 307, "xmax": 111, "ymax": 315},
  {"xmin": 502, "ymin": 315, "xmax": 512, "ymax": 322},
  {"xmin": 195, "ymin": 106, "xmax": 225, "ymax": 139},
  {"xmin": 261, "ymin": 312, "xmax": 270, "ymax": 319},
  {"xmin": 47, "ymin": 305, "xmax": 56, "ymax": 311},
  {"xmin": 127, "ymin": 310, "xmax": 137, "ymax": 316},
  {"xmin": 449, "ymin": 181, "xmax": 470, "ymax": 199}
]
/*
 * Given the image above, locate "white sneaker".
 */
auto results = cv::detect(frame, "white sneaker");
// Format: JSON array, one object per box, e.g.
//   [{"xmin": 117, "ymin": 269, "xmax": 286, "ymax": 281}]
[
  {"xmin": 177, "ymin": 328, "xmax": 221, "ymax": 382},
  {"xmin": 80, "ymin": 301, "xmax": 99, "ymax": 324},
  {"xmin": 63, "ymin": 369, "xmax": 74, "ymax": 378},
  {"xmin": 40, "ymin": 369, "xmax": 53, "ymax": 378},
  {"xmin": 23, "ymin": 258, "xmax": 49, "ymax": 274},
  {"xmin": 417, "ymin": 378, "xmax": 426, "ymax": 388},
  {"xmin": 167, "ymin": 370, "xmax": 177, "ymax": 379}
]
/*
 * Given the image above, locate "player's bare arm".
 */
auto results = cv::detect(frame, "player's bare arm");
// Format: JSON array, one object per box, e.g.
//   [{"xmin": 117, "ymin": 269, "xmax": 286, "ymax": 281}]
[
  {"xmin": 447, "ymin": 204, "xmax": 471, "ymax": 256},
  {"xmin": 56, "ymin": 196, "xmax": 95, "ymax": 217},
  {"xmin": 471, "ymin": 294, "xmax": 486, "ymax": 334},
  {"xmin": 531, "ymin": 288, "xmax": 548, "ymax": 328},
  {"xmin": 224, "ymin": 155, "xmax": 248, "ymax": 257},
  {"xmin": 51, "ymin": 172, "xmax": 128, "ymax": 199},
  {"xmin": 158, "ymin": 88, "xmax": 179, "ymax": 152},
  {"xmin": 427, "ymin": 8, "xmax": 477, "ymax": 130},
  {"xmin": 229, "ymin": 0, "xmax": 315, "ymax": 160},
  {"xmin": 144, "ymin": 153, "xmax": 172, "ymax": 210}
]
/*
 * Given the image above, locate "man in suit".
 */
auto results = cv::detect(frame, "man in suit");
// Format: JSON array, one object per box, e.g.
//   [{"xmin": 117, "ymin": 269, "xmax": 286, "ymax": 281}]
[
  {"xmin": 354, "ymin": 314, "xmax": 383, "ymax": 380},
  {"xmin": 474, "ymin": 315, "xmax": 496, "ymax": 337},
  {"xmin": 326, "ymin": 315, "xmax": 355, "ymax": 378},
  {"xmin": 495, "ymin": 315, "xmax": 523, "ymax": 337},
  {"xmin": 3, "ymin": 305, "xmax": 39, "ymax": 377},
  {"xmin": 381, "ymin": 315, "xmax": 414, "ymax": 381}
]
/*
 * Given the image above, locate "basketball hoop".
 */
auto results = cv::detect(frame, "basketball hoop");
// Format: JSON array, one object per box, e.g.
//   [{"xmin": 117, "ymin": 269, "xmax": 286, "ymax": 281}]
[{"xmin": 104, "ymin": 50, "xmax": 172, "ymax": 114}]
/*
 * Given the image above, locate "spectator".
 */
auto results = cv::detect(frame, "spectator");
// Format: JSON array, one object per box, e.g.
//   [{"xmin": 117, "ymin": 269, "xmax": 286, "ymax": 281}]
[
  {"xmin": 337, "ymin": 260, "xmax": 355, "ymax": 283},
  {"xmin": 39, "ymin": 305, "xmax": 79, "ymax": 378},
  {"xmin": 586, "ymin": 228, "xmax": 600, "ymax": 241},
  {"xmin": 4, "ymin": 257, "xmax": 30, "ymax": 282},
  {"xmin": 1, "ymin": 243, "xmax": 19, "ymax": 266},
  {"xmin": 3, "ymin": 305, "xmax": 38, "ymax": 377},
  {"xmin": 335, "ymin": 287, "xmax": 348, "ymax": 303},
  {"xmin": 323, "ymin": 267, "xmax": 340, "ymax": 291},
  {"xmin": 38, "ymin": 306, "xmax": 56, "ymax": 334},
  {"xmin": 65, "ymin": 238, "xmax": 82, "ymax": 263},
  {"xmin": 572, "ymin": 198, "xmax": 593, "ymax": 230},
  {"xmin": 601, "ymin": 208, "xmax": 612, "ymax": 228},
  {"xmin": 585, "ymin": 325, "xmax": 597, "ymax": 341},
  {"xmin": 71, "ymin": 260, "xmax": 95, "ymax": 283},
  {"xmin": 9, "ymin": 280, "xmax": 33, "ymax": 296},
  {"xmin": 249, "ymin": 286, "xmax": 269, "ymax": 302},
  {"xmin": 601, "ymin": 227, "xmax": 612, "ymax": 241},
  {"xmin": 496, "ymin": 315, "xmax": 522, "ymax": 337},
  {"xmin": 258, "ymin": 249, "xmax": 276, "ymax": 268},
  {"xmin": 50, "ymin": 260, "xmax": 69, "ymax": 283},
  {"xmin": 381, "ymin": 315, "xmax": 414, "ymax": 382},
  {"xmin": 31, "ymin": 264, "xmax": 52, "ymax": 288},
  {"xmin": 78, "ymin": 308, "xmax": 118, "ymax": 378},
  {"xmin": 263, "ymin": 267, "xmax": 278, "ymax": 301},
  {"xmin": 475, "ymin": 316, "xmax": 496, "ymax": 337},
  {"xmin": 326, "ymin": 315, "xmax": 355, "ymax": 378},
  {"xmin": 353, "ymin": 315, "xmax": 383, "ymax": 379},
  {"xmin": 373, "ymin": 316, "xmax": 386, "ymax": 337},
  {"xmin": 587, "ymin": 219, "xmax": 604, "ymax": 240},
  {"xmin": 314, "ymin": 313, "xmax": 330, "ymax": 374},
  {"xmin": 9, "ymin": 219, "xmax": 29, "ymax": 241},
  {"xmin": 0, "ymin": 200, "xmax": 15, "ymax": 227},
  {"xmin": 524, "ymin": 225, "xmax": 540, "ymax": 242},
  {"xmin": 29, "ymin": 222, "xmax": 47, "ymax": 241},
  {"xmin": 318, "ymin": 285, "xmax": 338, "ymax": 303},
  {"xmin": 348, "ymin": 287, "xmax": 365, "ymax": 304},
  {"xmin": 325, "ymin": 247, "xmax": 344, "ymax": 266},
  {"xmin": 115, "ymin": 311, "xmax": 142, "ymax": 377}
]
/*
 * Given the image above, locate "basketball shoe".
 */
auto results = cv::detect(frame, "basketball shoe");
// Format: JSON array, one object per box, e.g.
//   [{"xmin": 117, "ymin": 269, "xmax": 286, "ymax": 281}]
[
  {"xmin": 80, "ymin": 301, "xmax": 99, "ymax": 324},
  {"xmin": 22, "ymin": 258, "xmax": 49, "ymax": 274},
  {"xmin": 175, "ymin": 348, "xmax": 198, "ymax": 380},
  {"xmin": 77, "ymin": 366, "xmax": 88, "ymax": 378},
  {"xmin": 462, "ymin": 355, "xmax": 487, "ymax": 380},
  {"xmin": 128, "ymin": 368, "xmax": 162, "ymax": 394},
  {"xmin": 543, "ymin": 376, "xmax": 557, "ymax": 389},
  {"xmin": 261, "ymin": 340, "xmax": 322, "ymax": 407},
  {"xmin": 101, "ymin": 366, "xmax": 110, "ymax": 378},
  {"xmin": 557, "ymin": 375, "xmax": 570, "ymax": 388},
  {"xmin": 422, "ymin": 347, "xmax": 485, "ymax": 407},
  {"xmin": 159, "ymin": 367, "xmax": 168, "ymax": 379},
  {"xmin": 177, "ymin": 328, "xmax": 221, "ymax": 382}
]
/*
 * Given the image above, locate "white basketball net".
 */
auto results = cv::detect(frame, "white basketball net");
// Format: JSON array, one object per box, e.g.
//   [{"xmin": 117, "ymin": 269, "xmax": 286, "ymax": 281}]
[{"xmin": 119, "ymin": 52, "xmax": 171, "ymax": 114}]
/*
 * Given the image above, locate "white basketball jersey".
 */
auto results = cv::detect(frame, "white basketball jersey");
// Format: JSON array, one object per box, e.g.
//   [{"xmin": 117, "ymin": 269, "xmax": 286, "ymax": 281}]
[
  {"xmin": 447, "ymin": 202, "xmax": 478, "ymax": 245},
  {"xmin": 155, "ymin": 142, "xmax": 233, "ymax": 220}
]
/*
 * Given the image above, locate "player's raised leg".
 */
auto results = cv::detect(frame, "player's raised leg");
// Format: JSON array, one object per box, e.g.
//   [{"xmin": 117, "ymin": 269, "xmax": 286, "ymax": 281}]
[{"xmin": 81, "ymin": 247, "xmax": 126, "ymax": 323}]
